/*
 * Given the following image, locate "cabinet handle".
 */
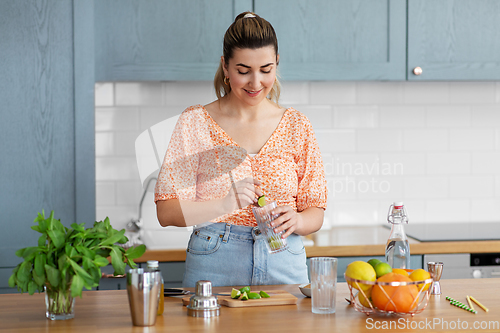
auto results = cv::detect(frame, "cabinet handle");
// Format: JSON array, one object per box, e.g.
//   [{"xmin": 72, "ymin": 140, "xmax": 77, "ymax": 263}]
[{"xmin": 413, "ymin": 67, "xmax": 423, "ymax": 76}]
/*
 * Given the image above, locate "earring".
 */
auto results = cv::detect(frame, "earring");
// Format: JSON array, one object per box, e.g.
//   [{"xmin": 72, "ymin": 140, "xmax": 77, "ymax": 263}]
[{"xmin": 224, "ymin": 76, "xmax": 230, "ymax": 85}]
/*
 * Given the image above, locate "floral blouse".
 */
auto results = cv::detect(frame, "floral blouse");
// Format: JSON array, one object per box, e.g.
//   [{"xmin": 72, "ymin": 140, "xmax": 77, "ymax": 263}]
[{"xmin": 154, "ymin": 104, "xmax": 327, "ymax": 227}]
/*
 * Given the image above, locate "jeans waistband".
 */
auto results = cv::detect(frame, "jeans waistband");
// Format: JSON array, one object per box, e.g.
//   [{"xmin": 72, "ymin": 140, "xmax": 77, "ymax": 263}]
[{"xmin": 197, "ymin": 222, "xmax": 262, "ymax": 241}]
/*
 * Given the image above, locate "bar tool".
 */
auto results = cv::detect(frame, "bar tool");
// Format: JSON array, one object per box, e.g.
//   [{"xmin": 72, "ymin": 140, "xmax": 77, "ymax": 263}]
[
  {"xmin": 427, "ymin": 262, "xmax": 444, "ymax": 295},
  {"xmin": 187, "ymin": 280, "xmax": 220, "ymax": 317}
]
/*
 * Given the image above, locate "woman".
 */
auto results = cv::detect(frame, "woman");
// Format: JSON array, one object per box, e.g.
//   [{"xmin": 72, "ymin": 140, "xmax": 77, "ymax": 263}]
[{"xmin": 155, "ymin": 12, "xmax": 327, "ymax": 287}]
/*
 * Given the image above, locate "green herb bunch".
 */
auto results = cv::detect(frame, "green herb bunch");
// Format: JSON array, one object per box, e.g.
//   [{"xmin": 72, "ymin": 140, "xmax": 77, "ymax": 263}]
[{"xmin": 8, "ymin": 210, "xmax": 146, "ymax": 298}]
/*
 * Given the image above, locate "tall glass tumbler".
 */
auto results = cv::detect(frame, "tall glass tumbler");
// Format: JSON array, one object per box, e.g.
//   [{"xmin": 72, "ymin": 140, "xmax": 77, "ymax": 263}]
[
  {"xmin": 310, "ymin": 257, "xmax": 337, "ymax": 314},
  {"xmin": 127, "ymin": 268, "xmax": 161, "ymax": 326},
  {"xmin": 252, "ymin": 201, "xmax": 288, "ymax": 254}
]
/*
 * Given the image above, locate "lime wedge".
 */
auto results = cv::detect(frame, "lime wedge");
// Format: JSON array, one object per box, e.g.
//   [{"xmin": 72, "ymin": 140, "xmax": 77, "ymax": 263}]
[
  {"xmin": 257, "ymin": 195, "xmax": 266, "ymax": 207},
  {"xmin": 248, "ymin": 292, "xmax": 261, "ymax": 299},
  {"xmin": 240, "ymin": 291, "xmax": 249, "ymax": 300},
  {"xmin": 231, "ymin": 288, "xmax": 241, "ymax": 299},
  {"xmin": 259, "ymin": 290, "xmax": 270, "ymax": 298},
  {"xmin": 239, "ymin": 286, "xmax": 251, "ymax": 294}
]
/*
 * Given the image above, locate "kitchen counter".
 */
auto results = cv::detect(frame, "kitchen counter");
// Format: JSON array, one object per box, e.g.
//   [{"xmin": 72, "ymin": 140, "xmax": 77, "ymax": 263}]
[
  {"xmin": 1, "ymin": 279, "xmax": 498, "ymax": 332},
  {"xmin": 137, "ymin": 225, "xmax": 500, "ymax": 262}
]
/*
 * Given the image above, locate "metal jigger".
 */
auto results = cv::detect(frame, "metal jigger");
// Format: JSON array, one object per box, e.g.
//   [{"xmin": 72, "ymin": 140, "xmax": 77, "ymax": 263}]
[{"xmin": 427, "ymin": 262, "xmax": 444, "ymax": 295}]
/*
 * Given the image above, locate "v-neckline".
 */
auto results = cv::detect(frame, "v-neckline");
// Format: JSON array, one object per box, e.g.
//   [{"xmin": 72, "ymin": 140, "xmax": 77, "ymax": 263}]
[{"xmin": 199, "ymin": 104, "xmax": 290, "ymax": 158}]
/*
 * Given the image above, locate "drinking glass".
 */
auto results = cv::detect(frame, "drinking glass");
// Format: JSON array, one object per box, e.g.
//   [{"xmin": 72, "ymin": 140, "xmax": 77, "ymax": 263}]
[
  {"xmin": 310, "ymin": 257, "xmax": 337, "ymax": 314},
  {"xmin": 252, "ymin": 201, "xmax": 288, "ymax": 254}
]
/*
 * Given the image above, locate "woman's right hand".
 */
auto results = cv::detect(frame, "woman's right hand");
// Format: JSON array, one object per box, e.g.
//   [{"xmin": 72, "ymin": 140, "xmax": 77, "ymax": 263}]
[{"xmin": 222, "ymin": 177, "xmax": 263, "ymax": 213}]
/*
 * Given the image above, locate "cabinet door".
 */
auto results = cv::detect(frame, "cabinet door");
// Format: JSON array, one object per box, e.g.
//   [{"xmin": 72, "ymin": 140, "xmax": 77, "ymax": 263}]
[
  {"xmin": 254, "ymin": 0, "xmax": 406, "ymax": 80},
  {"xmin": 408, "ymin": 0, "xmax": 500, "ymax": 80},
  {"xmin": 95, "ymin": 0, "xmax": 250, "ymax": 81}
]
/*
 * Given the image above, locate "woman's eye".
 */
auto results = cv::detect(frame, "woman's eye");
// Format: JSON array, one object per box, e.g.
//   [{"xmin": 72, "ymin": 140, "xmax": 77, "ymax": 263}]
[
  {"xmin": 238, "ymin": 71, "xmax": 249, "ymax": 75},
  {"xmin": 261, "ymin": 70, "xmax": 271, "ymax": 74}
]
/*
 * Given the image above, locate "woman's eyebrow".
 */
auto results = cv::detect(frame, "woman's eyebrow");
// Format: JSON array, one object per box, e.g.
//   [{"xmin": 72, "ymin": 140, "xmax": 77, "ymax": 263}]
[{"xmin": 236, "ymin": 63, "xmax": 274, "ymax": 68}]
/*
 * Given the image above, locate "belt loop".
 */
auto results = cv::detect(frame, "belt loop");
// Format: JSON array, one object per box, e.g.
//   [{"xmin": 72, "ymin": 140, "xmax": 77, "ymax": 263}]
[{"xmin": 222, "ymin": 223, "xmax": 231, "ymax": 243}]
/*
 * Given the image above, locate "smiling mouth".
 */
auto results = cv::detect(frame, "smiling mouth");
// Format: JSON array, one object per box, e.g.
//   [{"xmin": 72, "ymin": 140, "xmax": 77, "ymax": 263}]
[{"xmin": 244, "ymin": 88, "xmax": 263, "ymax": 96}]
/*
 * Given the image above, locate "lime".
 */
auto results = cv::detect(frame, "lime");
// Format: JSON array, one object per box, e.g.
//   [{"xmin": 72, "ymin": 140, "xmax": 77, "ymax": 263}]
[
  {"xmin": 257, "ymin": 195, "xmax": 266, "ymax": 207},
  {"xmin": 367, "ymin": 258, "xmax": 382, "ymax": 269},
  {"xmin": 248, "ymin": 292, "xmax": 261, "ymax": 299},
  {"xmin": 240, "ymin": 291, "xmax": 249, "ymax": 300},
  {"xmin": 374, "ymin": 262, "xmax": 392, "ymax": 278},
  {"xmin": 259, "ymin": 290, "xmax": 270, "ymax": 298},
  {"xmin": 239, "ymin": 286, "xmax": 251, "ymax": 294},
  {"xmin": 231, "ymin": 288, "xmax": 241, "ymax": 299}
]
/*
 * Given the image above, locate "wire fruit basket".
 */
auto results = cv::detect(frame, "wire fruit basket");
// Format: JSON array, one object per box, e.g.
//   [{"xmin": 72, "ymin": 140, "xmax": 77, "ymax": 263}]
[{"xmin": 344, "ymin": 273, "xmax": 434, "ymax": 316}]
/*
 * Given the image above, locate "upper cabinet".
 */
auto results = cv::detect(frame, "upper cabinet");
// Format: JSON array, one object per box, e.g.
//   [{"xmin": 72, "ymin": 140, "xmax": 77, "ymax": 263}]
[
  {"xmin": 95, "ymin": 0, "xmax": 252, "ymax": 81},
  {"xmin": 407, "ymin": 0, "xmax": 500, "ymax": 80},
  {"xmin": 255, "ymin": 0, "xmax": 406, "ymax": 80},
  {"xmin": 95, "ymin": 0, "xmax": 500, "ymax": 81}
]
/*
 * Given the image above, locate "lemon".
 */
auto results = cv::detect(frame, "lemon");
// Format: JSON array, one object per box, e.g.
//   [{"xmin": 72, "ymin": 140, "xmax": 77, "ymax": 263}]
[
  {"xmin": 259, "ymin": 290, "xmax": 270, "ymax": 298},
  {"xmin": 239, "ymin": 286, "xmax": 251, "ymax": 293},
  {"xmin": 409, "ymin": 269, "xmax": 431, "ymax": 292},
  {"xmin": 240, "ymin": 291, "xmax": 249, "ymax": 300},
  {"xmin": 358, "ymin": 289, "xmax": 373, "ymax": 308},
  {"xmin": 367, "ymin": 258, "xmax": 382, "ymax": 269},
  {"xmin": 374, "ymin": 262, "xmax": 392, "ymax": 278},
  {"xmin": 257, "ymin": 195, "xmax": 266, "ymax": 207},
  {"xmin": 231, "ymin": 288, "xmax": 241, "ymax": 299},
  {"xmin": 248, "ymin": 292, "xmax": 261, "ymax": 299},
  {"xmin": 345, "ymin": 261, "xmax": 376, "ymax": 291}
]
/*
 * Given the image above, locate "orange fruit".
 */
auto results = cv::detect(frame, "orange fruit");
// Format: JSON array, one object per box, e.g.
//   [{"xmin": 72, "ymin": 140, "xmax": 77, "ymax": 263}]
[
  {"xmin": 371, "ymin": 273, "xmax": 419, "ymax": 313},
  {"xmin": 392, "ymin": 268, "xmax": 409, "ymax": 276},
  {"xmin": 409, "ymin": 269, "xmax": 432, "ymax": 292}
]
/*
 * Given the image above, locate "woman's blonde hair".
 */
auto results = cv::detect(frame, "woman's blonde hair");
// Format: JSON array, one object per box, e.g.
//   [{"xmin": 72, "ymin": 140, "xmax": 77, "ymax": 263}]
[{"xmin": 214, "ymin": 12, "xmax": 281, "ymax": 104}]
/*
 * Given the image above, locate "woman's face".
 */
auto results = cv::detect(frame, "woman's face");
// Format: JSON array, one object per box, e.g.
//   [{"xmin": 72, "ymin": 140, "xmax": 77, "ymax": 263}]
[{"xmin": 223, "ymin": 46, "xmax": 279, "ymax": 107}]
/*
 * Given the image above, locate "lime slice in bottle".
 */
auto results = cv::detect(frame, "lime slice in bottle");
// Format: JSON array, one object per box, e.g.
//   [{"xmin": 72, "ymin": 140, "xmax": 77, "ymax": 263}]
[
  {"xmin": 259, "ymin": 291, "xmax": 270, "ymax": 298},
  {"xmin": 231, "ymin": 288, "xmax": 241, "ymax": 299},
  {"xmin": 257, "ymin": 195, "xmax": 266, "ymax": 207}
]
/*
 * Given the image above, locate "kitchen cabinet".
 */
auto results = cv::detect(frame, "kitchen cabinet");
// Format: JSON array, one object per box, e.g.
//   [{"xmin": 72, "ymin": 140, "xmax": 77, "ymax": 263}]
[
  {"xmin": 0, "ymin": 0, "xmax": 95, "ymax": 277},
  {"xmin": 95, "ymin": 0, "xmax": 252, "ymax": 81},
  {"xmin": 254, "ymin": 0, "xmax": 407, "ymax": 80},
  {"xmin": 95, "ymin": 0, "xmax": 500, "ymax": 81},
  {"xmin": 408, "ymin": 0, "xmax": 500, "ymax": 80}
]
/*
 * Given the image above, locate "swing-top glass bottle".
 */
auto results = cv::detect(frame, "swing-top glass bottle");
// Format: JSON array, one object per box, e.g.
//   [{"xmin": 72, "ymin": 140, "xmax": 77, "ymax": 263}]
[{"xmin": 385, "ymin": 202, "xmax": 410, "ymax": 269}]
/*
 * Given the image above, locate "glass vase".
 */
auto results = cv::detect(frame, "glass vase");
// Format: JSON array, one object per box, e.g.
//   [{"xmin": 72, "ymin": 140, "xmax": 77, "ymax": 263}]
[{"xmin": 44, "ymin": 286, "xmax": 75, "ymax": 320}]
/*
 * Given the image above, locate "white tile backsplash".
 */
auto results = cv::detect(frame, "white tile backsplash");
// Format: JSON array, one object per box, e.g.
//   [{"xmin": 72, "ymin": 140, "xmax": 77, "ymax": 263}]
[{"xmin": 96, "ymin": 81, "xmax": 500, "ymax": 228}]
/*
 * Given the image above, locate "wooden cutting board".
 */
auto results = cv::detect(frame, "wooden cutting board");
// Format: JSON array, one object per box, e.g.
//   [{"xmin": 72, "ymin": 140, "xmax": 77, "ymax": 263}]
[{"xmin": 182, "ymin": 290, "xmax": 297, "ymax": 308}]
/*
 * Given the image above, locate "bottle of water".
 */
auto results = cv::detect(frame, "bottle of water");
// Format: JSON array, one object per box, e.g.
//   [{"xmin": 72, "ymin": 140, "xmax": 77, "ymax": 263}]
[
  {"xmin": 385, "ymin": 202, "xmax": 410, "ymax": 269},
  {"xmin": 147, "ymin": 260, "xmax": 164, "ymax": 315}
]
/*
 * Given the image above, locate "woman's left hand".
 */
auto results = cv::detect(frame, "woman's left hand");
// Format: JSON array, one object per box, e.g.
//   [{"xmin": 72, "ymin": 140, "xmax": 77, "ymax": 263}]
[{"xmin": 269, "ymin": 205, "xmax": 303, "ymax": 239}]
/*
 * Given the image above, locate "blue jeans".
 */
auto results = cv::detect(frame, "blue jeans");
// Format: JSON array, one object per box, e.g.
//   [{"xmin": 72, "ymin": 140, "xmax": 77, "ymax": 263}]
[{"xmin": 182, "ymin": 223, "xmax": 309, "ymax": 287}]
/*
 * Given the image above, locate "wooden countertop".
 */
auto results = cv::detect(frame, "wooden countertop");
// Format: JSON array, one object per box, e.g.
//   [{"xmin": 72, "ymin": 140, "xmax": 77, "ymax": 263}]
[
  {"xmin": 1, "ymin": 279, "xmax": 498, "ymax": 332},
  {"xmin": 136, "ymin": 226, "xmax": 500, "ymax": 262}
]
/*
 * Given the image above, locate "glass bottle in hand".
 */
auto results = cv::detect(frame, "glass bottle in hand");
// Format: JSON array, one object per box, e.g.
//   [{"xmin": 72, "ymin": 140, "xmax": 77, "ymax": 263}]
[{"xmin": 385, "ymin": 202, "xmax": 410, "ymax": 269}]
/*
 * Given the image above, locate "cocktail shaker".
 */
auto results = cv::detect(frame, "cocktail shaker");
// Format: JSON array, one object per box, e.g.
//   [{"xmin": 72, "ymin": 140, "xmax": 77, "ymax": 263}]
[{"xmin": 127, "ymin": 268, "xmax": 161, "ymax": 326}]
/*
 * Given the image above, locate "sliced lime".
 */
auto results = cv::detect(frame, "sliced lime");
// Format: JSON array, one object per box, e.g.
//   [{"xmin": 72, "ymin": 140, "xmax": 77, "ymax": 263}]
[
  {"xmin": 239, "ymin": 286, "xmax": 251, "ymax": 294},
  {"xmin": 240, "ymin": 291, "xmax": 249, "ymax": 300},
  {"xmin": 231, "ymin": 288, "xmax": 241, "ymax": 299},
  {"xmin": 259, "ymin": 290, "xmax": 270, "ymax": 298},
  {"xmin": 257, "ymin": 195, "xmax": 266, "ymax": 207},
  {"xmin": 248, "ymin": 292, "xmax": 261, "ymax": 299}
]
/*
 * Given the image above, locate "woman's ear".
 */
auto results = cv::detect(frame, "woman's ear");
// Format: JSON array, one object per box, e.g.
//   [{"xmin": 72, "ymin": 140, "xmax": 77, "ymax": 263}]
[
  {"xmin": 276, "ymin": 54, "xmax": 280, "ymax": 66},
  {"xmin": 221, "ymin": 56, "xmax": 228, "ymax": 76}
]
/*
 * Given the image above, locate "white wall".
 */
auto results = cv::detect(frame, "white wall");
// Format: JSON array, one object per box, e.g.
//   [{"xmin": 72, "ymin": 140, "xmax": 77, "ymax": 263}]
[{"xmin": 95, "ymin": 81, "xmax": 500, "ymax": 231}]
